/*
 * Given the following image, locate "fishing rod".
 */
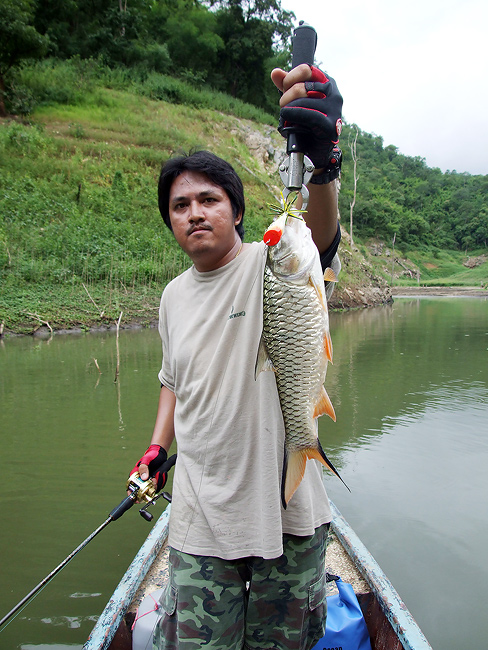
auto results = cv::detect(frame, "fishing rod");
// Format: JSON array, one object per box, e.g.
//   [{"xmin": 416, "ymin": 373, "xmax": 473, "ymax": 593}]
[
  {"xmin": 279, "ymin": 21, "xmax": 317, "ymax": 211},
  {"xmin": 0, "ymin": 463, "xmax": 175, "ymax": 631}
]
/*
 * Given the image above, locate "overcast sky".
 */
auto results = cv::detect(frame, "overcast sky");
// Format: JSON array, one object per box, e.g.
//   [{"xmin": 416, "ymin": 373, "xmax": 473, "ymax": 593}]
[{"xmin": 280, "ymin": 0, "xmax": 488, "ymax": 175}]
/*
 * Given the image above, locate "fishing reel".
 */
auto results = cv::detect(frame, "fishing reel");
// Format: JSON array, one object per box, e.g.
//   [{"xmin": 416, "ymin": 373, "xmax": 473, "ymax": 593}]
[{"xmin": 126, "ymin": 471, "xmax": 172, "ymax": 522}]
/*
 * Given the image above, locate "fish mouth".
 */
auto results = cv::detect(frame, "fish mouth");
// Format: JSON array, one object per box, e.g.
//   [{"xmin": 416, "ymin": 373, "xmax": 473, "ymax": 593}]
[{"xmin": 263, "ymin": 212, "xmax": 287, "ymax": 246}]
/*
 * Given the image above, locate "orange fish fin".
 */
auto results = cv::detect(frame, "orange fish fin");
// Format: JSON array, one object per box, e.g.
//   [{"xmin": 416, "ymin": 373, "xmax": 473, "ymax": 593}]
[
  {"xmin": 324, "ymin": 330, "xmax": 333, "ymax": 364},
  {"xmin": 281, "ymin": 449, "xmax": 307, "ymax": 509},
  {"xmin": 254, "ymin": 336, "xmax": 274, "ymax": 379},
  {"xmin": 307, "ymin": 442, "xmax": 351, "ymax": 493},
  {"xmin": 313, "ymin": 386, "xmax": 336, "ymax": 421},
  {"xmin": 323, "ymin": 267, "xmax": 338, "ymax": 283},
  {"xmin": 308, "ymin": 276, "xmax": 327, "ymax": 310}
]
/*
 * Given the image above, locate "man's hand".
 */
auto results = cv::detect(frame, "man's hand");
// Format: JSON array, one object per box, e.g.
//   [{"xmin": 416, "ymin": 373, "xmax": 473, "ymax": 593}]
[
  {"xmin": 271, "ymin": 64, "xmax": 343, "ymax": 169},
  {"xmin": 130, "ymin": 444, "xmax": 176, "ymax": 492}
]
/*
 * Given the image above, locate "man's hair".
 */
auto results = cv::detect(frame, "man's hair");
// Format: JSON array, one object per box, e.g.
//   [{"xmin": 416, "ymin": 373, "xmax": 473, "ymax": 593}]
[{"xmin": 158, "ymin": 150, "xmax": 245, "ymax": 240}]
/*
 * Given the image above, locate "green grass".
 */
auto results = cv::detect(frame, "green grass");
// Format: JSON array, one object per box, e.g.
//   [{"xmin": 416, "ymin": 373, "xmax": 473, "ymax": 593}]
[
  {"xmin": 0, "ymin": 281, "xmax": 164, "ymax": 335},
  {"xmin": 2, "ymin": 59, "xmax": 485, "ymax": 335},
  {"xmin": 355, "ymin": 237, "xmax": 487, "ymax": 289},
  {"xmin": 11, "ymin": 58, "xmax": 276, "ymax": 125},
  {"xmin": 396, "ymin": 248, "xmax": 487, "ymax": 287},
  {"xmin": 0, "ymin": 62, "xmax": 283, "ymax": 334}
]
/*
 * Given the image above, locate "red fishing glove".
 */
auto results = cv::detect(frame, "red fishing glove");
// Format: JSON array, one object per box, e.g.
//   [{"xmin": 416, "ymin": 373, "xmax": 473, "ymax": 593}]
[
  {"xmin": 279, "ymin": 66, "xmax": 343, "ymax": 170},
  {"xmin": 130, "ymin": 444, "xmax": 177, "ymax": 492}
]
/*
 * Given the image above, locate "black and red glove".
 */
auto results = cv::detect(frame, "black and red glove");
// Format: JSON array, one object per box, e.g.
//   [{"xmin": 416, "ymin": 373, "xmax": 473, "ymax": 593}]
[
  {"xmin": 130, "ymin": 444, "xmax": 177, "ymax": 492},
  {"xmin": 279, "ymin": 66, "xmax": 343, "ymax": 170}
]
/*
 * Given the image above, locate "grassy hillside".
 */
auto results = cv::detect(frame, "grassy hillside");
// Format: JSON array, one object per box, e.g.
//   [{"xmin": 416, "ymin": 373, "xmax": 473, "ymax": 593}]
[
  {"xmin": 1, "ymin": 65, "xmax": 486, "ymax": 335},
  {"xmin": 0, "ymin": 74, "xmax": 290, "ymax": 334},
  {"xmin": 353, "ymin": 239, "xmax": 487, "ymax": 289}
]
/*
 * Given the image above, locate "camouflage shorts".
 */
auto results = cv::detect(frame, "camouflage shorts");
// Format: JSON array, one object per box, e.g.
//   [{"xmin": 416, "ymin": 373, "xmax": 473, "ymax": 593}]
[{"xmin": 153, "ymin": 523, "xmax": 329, "ymax": 650}]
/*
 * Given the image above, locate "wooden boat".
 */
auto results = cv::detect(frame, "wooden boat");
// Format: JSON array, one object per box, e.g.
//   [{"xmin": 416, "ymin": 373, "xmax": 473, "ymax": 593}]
[{"xmin": 83, "ymin": 498, "xmax": 432, "ymax": 650}]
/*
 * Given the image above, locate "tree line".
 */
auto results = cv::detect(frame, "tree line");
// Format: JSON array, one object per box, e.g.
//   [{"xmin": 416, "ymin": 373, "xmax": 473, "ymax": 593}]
[
  {"xmin": 339, "ymin": 125, "xmax": 488, "ymax": 251},
  {"xmin": 1, "ymin": 0, "xmax": 487, "ymax": 252},
  {"xmin": 0, "ymin": 0, "xmax": 293, "ymax": 117}
]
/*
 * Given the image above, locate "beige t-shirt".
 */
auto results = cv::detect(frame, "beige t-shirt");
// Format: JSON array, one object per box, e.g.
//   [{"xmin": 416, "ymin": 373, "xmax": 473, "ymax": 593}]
[{"xmin": 158, "ymin": 241, "xmax": 332, "ymax": 560}]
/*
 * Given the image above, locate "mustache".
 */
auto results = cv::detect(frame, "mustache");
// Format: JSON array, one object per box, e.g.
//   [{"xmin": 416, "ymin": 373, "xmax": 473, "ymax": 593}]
[{"xmin": 187, "ymin": 223, "xmax": 213, "ymax": 236}]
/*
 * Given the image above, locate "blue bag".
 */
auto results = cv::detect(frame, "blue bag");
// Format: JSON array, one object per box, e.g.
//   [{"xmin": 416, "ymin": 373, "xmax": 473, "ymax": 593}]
[{"xmin": 312, "ymin": 573, "xmax": 372, "ymax": 650}]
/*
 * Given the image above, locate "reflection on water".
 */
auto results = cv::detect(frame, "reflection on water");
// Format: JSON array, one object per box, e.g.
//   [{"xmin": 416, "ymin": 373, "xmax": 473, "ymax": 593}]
[
  {"xmin": 0, "ymin": 298, "xmax": 487, "ymax": 649},
  {"xmin": 320, "ymin": 298, "xmax": 488, "ymax": 649}
]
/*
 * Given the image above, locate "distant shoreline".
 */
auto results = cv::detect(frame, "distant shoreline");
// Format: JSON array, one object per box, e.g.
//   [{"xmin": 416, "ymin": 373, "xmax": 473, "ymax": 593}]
[
  {"xmin": 391, "ymin": 286, "xmax": 488, "ymax": 298},
  {"xmin": 2, "ymin": 286, "xmax": 486, "ymax": 339}
]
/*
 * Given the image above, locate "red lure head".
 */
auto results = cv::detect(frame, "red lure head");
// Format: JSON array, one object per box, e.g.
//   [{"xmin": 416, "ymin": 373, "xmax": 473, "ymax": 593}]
[
  {"xmin": 263, "ymin": 212, "xmax": 287, "ymax": 247},
  {"xmin": 263, "ymin": 227, "xmax": 283, "ymax": 246}
]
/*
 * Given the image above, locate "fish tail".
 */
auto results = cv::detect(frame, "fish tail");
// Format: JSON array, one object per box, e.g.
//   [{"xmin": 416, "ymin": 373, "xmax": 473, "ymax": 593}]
[
  {"xmin": 282, "ymin": 441, "xmax": 350, "ymax": 508},
  {"xmin": 281, "ymin": 448, "xmax": 307, "ymax": 509},
  {"xmin": 311, "ymin": 441, "xmax": 351, "ymax": 493}
]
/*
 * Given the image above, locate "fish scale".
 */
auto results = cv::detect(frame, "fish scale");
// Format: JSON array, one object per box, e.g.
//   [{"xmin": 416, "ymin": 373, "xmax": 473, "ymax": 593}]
[
  {"xmin": 263, "ymin": 266, "xmax": 327, "ymax": 454},
  {"xmin": 258, "ymin": 209, "xmax": 348, "ymax": 508}
]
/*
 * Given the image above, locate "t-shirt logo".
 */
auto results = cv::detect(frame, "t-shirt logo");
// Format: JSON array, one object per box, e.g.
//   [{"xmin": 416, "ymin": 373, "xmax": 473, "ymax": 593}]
[{"xmin": 229, "ymin": 306, "xmax": 246, "ymax": 320}]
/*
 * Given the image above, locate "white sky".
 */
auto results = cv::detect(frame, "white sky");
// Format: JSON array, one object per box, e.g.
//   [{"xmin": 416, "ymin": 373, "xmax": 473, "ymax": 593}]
[{"xmin": 280, "ymin": 0, "xmax": 488, "ymax": 175}]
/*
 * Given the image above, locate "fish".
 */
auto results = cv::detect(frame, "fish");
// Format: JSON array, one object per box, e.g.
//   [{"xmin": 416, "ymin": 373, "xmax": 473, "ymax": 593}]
[{"xmin": 256, "ymin": 197, "xmax": 348, "ymax": 508}]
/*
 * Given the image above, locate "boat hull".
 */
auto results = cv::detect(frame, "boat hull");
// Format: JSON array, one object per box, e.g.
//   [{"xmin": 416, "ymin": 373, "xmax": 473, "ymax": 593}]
[{"xmin": 84, "ymin": 498, "xmax": 431, "ymax": 650}]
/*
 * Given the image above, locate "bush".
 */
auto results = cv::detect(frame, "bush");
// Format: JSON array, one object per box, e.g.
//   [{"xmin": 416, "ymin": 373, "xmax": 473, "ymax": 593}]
[{"xmin": 11, "ymin": 58, "xmax": 275, "ymax": 125}]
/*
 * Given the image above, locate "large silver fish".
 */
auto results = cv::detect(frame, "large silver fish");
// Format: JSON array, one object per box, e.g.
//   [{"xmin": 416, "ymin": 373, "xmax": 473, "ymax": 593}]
[{"xmin": 256, "ymin": 201, "xmax": 347, "ymax": 508}]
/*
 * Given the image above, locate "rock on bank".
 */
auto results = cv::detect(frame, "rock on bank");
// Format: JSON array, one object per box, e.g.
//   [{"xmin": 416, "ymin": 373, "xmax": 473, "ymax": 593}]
[{"xmin": 328, "ymin": 227, "xmax": 393, "ymax": 309}]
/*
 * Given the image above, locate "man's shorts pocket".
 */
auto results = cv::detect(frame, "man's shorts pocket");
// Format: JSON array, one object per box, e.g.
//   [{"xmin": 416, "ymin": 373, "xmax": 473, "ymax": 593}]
[
  {"xmin": 160, "ymin": 581, "xmax": 177, "ymax": 617},
  {"xmin": 309, "ymin": 568, "xmax": 327, "ymax": 611}
]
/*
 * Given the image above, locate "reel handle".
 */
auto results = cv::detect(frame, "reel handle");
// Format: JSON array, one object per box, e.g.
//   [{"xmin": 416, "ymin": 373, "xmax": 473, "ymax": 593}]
[{"xmin": 282, "ymin": 21, "xmax": 318, "ymax": 203}]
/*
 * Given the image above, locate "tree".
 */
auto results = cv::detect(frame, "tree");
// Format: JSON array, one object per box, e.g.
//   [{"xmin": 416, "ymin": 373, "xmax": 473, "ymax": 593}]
[
  {"xmin": 348, "ymin": 125, "xmax": 359, "ymax": 246},
  {"xmin": 150, "ymin": 1, "xmax": 224, "ymax": 78},
  {"xmin": 0, "ymin": 0, "xmax": 49, "ymax": 116},
  {"xmin": 207, "ymin": 0, "xmax": 294, "ymax": 110}
]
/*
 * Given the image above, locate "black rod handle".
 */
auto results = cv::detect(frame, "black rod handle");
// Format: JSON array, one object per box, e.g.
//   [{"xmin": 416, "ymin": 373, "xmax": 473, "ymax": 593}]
[
  {"xmin": 109, "ymin": 494, "xmax": 136, "ymax": 521},
  {"xmin": 291, "ymin": 22, "xmax": 317, "ymax": 68}
]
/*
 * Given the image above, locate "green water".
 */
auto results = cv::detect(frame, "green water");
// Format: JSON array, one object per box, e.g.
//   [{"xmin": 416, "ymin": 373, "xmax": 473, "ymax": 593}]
[
  {"xmin": 0, "ymin": 297, "xmax": 487, "ymax": 649},
  {"xmin": 322, "ymin": 297, "xmax": 488, "ymax": 649}
]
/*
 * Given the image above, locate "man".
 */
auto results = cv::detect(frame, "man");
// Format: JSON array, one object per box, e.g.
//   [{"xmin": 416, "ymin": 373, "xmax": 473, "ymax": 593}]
[{"xmin": 130, "ymin": 63, "xmax": 343, "ymax": 650}]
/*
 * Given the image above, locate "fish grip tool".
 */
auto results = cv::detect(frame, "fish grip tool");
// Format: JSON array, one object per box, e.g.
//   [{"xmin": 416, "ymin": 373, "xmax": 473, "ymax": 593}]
[
  {"xmin": 279, "ymin": 21, "xmax": 317, "ymax": 209},
  {"xmin": 0, "ymin": 466, "xmax": 172, "ymax": 630}
]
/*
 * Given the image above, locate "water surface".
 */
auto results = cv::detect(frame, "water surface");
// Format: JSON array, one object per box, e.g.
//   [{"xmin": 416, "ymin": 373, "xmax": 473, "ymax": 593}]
[
  {"xmin": 322, "ymin": 297, "xmax": 488, "ymax": 649},
  {"xmin": 0, "ymin": 297, "xmax": 486, "ymax": 648}
]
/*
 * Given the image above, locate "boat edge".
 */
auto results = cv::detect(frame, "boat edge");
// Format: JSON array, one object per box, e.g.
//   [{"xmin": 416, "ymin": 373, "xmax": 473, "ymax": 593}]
[
  {"xmin": 83, "ymin": 498, "xmax": 433, "ymax": 650},
  {"xmin": 329, "ymin": 499, "xmax": 433, "ymax": 650},
  {"xmin": 83, "ymin": 505, "xmax": 171, "ymax": 650}
]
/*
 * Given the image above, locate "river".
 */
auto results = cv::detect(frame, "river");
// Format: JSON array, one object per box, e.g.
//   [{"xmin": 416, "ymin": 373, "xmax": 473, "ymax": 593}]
[{"xmin": 0, "ymin": 297, "xmax": 487, "ymax": 649}]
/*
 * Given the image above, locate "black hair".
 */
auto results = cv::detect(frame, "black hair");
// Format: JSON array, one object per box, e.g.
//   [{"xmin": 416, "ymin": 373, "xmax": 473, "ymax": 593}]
[{"xmin": 158, "ymin": 150, "xmax": 245, "ymax": 240}]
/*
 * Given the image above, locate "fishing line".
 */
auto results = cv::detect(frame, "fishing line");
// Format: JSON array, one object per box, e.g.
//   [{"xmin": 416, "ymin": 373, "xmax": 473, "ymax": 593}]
[
  {"xmin": 0, "ymin": 516, "xmax": 112, "ymax": 631},
  {"xmin": 0, "ymin": 557, "xmax": 74, "ymax": 632}
]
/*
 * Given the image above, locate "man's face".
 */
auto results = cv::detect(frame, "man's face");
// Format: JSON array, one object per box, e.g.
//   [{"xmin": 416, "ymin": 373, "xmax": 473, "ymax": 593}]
[{"xmin": 168, "ymin": 171, "xmax": 242, "ymax": 271}]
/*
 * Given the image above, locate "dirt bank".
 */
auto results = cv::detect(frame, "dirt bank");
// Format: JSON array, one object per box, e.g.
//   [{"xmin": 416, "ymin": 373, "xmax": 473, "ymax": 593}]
[
  {"xmin": 391, "ymin": 286, "xmax": 488, "ymax": 298},
  {"xmin": 5, "ymin": 285, "xmax": 485, "ymax": 339},
  {"xmin": 329, "ymin": 284, "xmax": 393, "ymax": 310}
]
